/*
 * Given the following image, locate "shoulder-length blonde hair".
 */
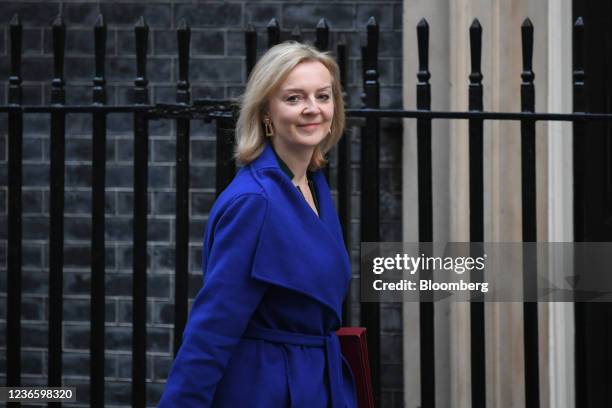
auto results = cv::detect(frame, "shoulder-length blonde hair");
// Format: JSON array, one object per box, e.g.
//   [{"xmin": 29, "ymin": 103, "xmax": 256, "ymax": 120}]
[{"xmin": 235, "ymin": 41, "xmax": 345, "ymax": 170}]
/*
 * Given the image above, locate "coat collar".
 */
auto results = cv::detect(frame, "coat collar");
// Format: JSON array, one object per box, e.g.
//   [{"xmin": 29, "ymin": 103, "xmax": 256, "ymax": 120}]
[
  {"xmin": 252, "ymin": 141, "xmax": 311, "ymax": 178},
  {"xmin": 269, "ymin": 143, "xmax": 315, "ymax": 183}
]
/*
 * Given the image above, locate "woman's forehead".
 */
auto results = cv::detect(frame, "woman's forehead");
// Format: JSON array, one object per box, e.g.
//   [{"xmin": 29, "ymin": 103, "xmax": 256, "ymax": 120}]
[{"xmin": 279, "ymin": 60, "xmax": 332, "ymax": 90}]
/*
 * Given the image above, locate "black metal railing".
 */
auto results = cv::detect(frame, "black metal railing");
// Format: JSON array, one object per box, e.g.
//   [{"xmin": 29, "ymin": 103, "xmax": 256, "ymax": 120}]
[{"xmin": 1, "ymin": 12, "xmax": 610, "ymax": 408}]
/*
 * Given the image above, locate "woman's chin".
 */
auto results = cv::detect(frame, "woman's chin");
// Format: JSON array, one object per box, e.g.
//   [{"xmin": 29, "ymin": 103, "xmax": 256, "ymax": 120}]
[{"xmin": 295, "ymin": 132, "xmax": 328, "ymax": 146}]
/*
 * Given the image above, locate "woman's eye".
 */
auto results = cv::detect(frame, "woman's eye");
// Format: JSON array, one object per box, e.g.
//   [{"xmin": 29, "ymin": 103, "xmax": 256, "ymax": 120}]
[
  {"xmin": 286, "ymin": 95, "xmax": 301, "ymax": 103},
  {"xmin": 318, "ymin": 94, "xmax": 331, "ymax": 101}
]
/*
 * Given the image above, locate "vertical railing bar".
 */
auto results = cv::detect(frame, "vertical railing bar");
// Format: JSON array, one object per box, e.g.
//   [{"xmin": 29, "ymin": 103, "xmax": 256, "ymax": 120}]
[
  {"xmin": 291, "ymin": 26, "xmax": 301, "ymax": 43},
  {"xmin": 7, "ymin": 13, "xmax": 23, "ymax": 390},
  {"xmin": 174, "ymin": 18, "xmax": 191, "ymax": 356},
  {"xmin": 267, "ymin": 18, "xmax": 280, "ymax": 49},
  {"xmin": 315, "ymin": 18, "xmax": 330, "ymax": 51},
  {"xmin": 468, "ymin": 18, "xmax": 486, "ymax": 408},
  {"xmin": 416, "ymin": 17, "xmax": 435, "ymax": 408},
  {"xmin": 520, "ymin": 18, "xmax": 540, "ymax": 408},
  {"xmin": 336, "ymin": 34, "xmax": 352, "ymax": 325},
  {"xmin": 572, "ymin": 16, "xmax": 587, "ymax": 405},
  {"xmin": 361, "ymin": 16, "xmax": 381, "ymax": 405},
  {"xmin": 132, "ymin": 16, "xmax": 149, "ymax": 408},
  {"xmin": 48, "ymin": 14, "xmax": 66, "ymax": 399},
  {"xmin": 215, "ymin": 116, "xmax": 236, "ymax": 197},
  {"xmin": 245, "ymin": 24, "xmax": 257, "ymax": 79},
  {"xmin": 90, "ymin": 13, "xmax": 107, "ymax": 408}
]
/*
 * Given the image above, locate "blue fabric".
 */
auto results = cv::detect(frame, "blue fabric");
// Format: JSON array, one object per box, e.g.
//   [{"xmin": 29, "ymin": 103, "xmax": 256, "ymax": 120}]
[{"xmin": 159, "ymin": 142, "xmax": 357, "ymax": 407}]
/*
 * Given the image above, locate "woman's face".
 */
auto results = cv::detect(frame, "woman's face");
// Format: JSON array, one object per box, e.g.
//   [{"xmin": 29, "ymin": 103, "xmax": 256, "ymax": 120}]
[{"xmin": 265, "ymin": 60, "xmax": 334, "ymax": 151}]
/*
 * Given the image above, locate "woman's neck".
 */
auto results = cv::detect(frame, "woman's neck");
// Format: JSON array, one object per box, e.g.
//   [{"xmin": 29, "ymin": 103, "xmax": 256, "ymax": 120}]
[{"xmin": 271, "ymin": 140, "xmax": 313, "ymax": 185}]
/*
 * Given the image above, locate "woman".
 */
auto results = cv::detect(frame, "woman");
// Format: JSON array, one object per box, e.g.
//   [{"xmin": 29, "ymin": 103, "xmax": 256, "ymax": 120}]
[{"xmin": 159, "ymin": 42, "xmax": 357, "ymax": 407}]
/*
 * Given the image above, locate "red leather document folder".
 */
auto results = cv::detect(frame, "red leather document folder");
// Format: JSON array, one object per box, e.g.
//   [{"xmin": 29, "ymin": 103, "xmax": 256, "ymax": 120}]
[{"xmin": 336, "ymin": 327, "xmax": 375, "ymax": 408}]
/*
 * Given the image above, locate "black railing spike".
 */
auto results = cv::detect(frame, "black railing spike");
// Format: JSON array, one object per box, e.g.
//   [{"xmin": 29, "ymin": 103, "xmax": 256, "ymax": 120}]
[
  {"xmin": 469, "ymin": 18, "xmax": 482, "ymax": 85},
  {"xmin": 93, "ymin": 13, "xmax": 107, "ymax": 104},
  {"xmin": 522, "ymin": 17, "xmax": 533, "ymax": 28},
  {"xmin": 315, "ymin": 18, "xmax": 329, "ymax": 51},
  {"xmin": 416, "ymin": 18, "xmax": 430, "ymax": 83},
  {"xmin": 291, "ymin": 26, "xmax": 301, "ymax": 42},
  {"xmin": 51, "ymin": 13, "xmax": 66, "ymax": 104},
  {"xmin": 177, "ymin": 18, "xmax": 191, "ymax": 104},
  {"xmin": 573, "ymin": 17, "xmax": 584, "ymax": 73},
  {"xmin": 575, "ymin": 16, "xmax": 584, "ymax": 27},
  {"xmin": 521, "ymin": 18, "xmax": 534, "ymax": 82},
  {"xmin": 95, "ymin": 13, "xmax": 104, "ymax": 27},
  {"xmin": 267, "ymin": 18, "xmax": 280, "ymax": 48},
  {"xmin": 10, "ymin": 13, "xmax": 20, "ymax": 26},
  {"xmin": 365, "ymin": 16, "xmax": 379, "ymax": 73},
  {"xmin": 135, "ymin": 17, "xmax": 149, "ymax": 76},
  {"xmin": 245, "ymin": 24, "xmax": 257, "ymax": 77},
  {"xmin": 9, "ymin": 13, "xmax": 22, "ymax": 90},
  {"xmin": 573, "ymin": 17, "xmax": 585, "ymax": 112},
  {"xmin": 134, "ymin": 16, "xmax": 149, "ymax": 104},
  {"xmin": 9, "ymin": 12, "xmax": 23, "ymax": 103},
  {"xmin": 53, "ymin": 13, "xmax": 64, "ymax": 27}
]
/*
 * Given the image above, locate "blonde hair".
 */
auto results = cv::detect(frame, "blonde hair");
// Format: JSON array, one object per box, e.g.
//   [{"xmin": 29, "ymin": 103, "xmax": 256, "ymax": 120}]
[{"xmin": 235, "ymin": 41, "xmax": 345, "ymax": 169}]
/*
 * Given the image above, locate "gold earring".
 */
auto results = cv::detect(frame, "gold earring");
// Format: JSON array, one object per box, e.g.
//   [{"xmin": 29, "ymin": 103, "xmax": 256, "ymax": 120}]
[{"xmin": 263, "ymin": 118, "xmax": 274, "ymax": 137}]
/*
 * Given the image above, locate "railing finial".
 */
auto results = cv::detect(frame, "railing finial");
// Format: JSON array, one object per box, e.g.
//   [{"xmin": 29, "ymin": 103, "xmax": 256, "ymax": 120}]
[
  {"xmin": 416, "ymin": 18, "xmax": 430, "ymax": 84},
  {"xmin": 291, "ymin": 26, "xmax": 301, "ymax": 42},
  {"xmin": 51, "ymin": 13, "xmax": 66, "ymax": 105},
  {"xmin": 177, "ymin": 18, "xmax": 191, "ymax": 104},
  {"xmin": 245, "ymin": 24, "xmax": 257, "ymax": 78},
  {"xmin": 9, "ymin": 13, "xmax": 22, "ymax": 105},
  {"xmin": 267, "ymin": 18, "xmax": 280, "ymax": 48},
  {"xmin": 93, "ymin": 13, "xmax": 107, "ymax": 104},
  {"xmin": 315, "ymin": 18, "xmax": 329, "ymax": 51},
  {"xmin": 10, "ymin": 13, "xmax": 20, "ymax": 26},
  {"xmin": 53, "ymin": 13, "xmax": 64, "ymax": 27},
  {"xmin": 521, "ymin": 17, "xmax": 534, "ymax": 84},
  {"xmin": 469, "ymin": 18, "xmax": 483, "ymax": 86},
  {"xmin": 95, "ymin": 13, "xmax": 104, "ymax": 27},
  {"xmin": 134, "ymin": 16, "xmax": 149, "ymax": 104},
  {"xmin": 573, "ymin": 16, "xmax": 585, "ymax": 112}
]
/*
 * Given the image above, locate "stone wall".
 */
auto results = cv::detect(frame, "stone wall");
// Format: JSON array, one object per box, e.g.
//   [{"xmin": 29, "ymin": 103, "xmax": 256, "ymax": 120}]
[{"xmin": 0, "ymin": 1, "xmax": 403, "ymax": 406}]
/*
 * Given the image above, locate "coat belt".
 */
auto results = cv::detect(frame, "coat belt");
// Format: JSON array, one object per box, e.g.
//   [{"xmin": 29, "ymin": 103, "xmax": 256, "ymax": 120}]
[{"xmin": 243, "ymin": 324, "xmax": 345, "ymax": 408}]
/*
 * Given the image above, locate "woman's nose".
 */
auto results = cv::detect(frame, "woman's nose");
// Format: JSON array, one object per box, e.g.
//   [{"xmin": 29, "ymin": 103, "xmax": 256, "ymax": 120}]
[{"xmin": 302, "ymin": 97, "xmax": 320, "ymax": 113}]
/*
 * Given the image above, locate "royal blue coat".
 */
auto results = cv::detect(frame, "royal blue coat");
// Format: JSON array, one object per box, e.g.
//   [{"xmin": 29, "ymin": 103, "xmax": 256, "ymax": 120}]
[{"xmin": 159, "ymin": 142, "xmax": 358, "ymax": 407}]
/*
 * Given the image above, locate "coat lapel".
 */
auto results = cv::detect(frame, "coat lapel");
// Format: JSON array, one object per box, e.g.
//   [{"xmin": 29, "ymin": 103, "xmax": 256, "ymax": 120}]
[{"xmin": 248, "ymin": 143, "xmax": 351, "ymax": 324}]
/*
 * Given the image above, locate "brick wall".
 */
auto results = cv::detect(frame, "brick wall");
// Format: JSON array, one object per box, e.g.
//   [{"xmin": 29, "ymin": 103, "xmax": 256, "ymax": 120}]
[{"xmin": 0, "ymin": 1, "xmax": 403, "ymax": 406}]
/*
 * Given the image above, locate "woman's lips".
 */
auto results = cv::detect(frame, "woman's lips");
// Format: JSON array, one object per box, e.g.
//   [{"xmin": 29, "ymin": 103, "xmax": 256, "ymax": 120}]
[{"xmin": 298, "ymin": 123, "xmax": 321, "ymax": 130}]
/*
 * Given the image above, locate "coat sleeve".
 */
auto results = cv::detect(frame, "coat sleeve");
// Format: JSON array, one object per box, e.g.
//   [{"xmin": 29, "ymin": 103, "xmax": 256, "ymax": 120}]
[{"xmin": 158, "ymin": 193, "xmax": 269, "ymax": 407}]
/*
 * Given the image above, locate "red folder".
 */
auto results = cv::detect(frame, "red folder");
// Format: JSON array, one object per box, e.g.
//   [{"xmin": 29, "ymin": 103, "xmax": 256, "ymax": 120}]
[{"xmin": 336, "ymin": 327, "xmax": 375, "ymax": 408}]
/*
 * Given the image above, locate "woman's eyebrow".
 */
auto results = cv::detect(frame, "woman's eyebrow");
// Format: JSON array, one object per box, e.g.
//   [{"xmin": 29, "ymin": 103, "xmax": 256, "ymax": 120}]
[{"xmin": 282, "ymin": 86, "xmax": 332, "ymax": 93}]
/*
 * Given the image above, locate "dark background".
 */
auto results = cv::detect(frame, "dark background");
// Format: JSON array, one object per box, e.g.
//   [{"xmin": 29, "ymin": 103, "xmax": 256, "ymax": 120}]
[{"xmin": 0, "ymin": 1, "xmax": 404, "ymax": 406}]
